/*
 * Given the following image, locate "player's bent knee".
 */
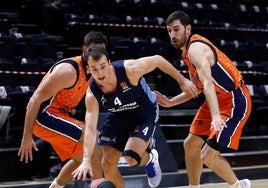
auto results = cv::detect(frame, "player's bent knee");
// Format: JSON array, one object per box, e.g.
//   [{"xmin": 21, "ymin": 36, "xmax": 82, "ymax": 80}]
[
  {"xmin": 183, "ymin": 138, "xmax": 193, "ymax": 151},
  {"xmin": 122, "ymin": 150, "xmax": 141, "ymax": 166}
]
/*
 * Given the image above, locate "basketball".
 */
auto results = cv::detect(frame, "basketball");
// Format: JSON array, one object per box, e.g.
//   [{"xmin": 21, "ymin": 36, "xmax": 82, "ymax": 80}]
[{"xmin": 96, "ymin": 180, "xmax": 116, "ymax": 188}]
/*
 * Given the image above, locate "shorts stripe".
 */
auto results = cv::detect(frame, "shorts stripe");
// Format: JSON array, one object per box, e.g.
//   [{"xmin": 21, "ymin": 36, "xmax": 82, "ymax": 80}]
[
  {"xmin": 37, "ymin": 110, "xmax": 82, "ymax": 141},
  {"xmin": 218, "ymin": 85, "xmax": 251, "ymax": 149}
]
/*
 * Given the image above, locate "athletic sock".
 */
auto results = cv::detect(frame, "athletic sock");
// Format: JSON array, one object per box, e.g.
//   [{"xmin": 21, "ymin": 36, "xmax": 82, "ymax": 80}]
[
  {"xmin": 51, "ymin": 179, "xmax": 64, "ymax": 188},
  {"xmin": 230, "ymin": 179, "xmax": 240, "ymax": 187},
  {"xmin": 145, "ymin": 152, "xmax": 153, "ymax": 164},
  {"xmin": 189, "ymin": 185, "xmax": 200, "ymax": 188}
]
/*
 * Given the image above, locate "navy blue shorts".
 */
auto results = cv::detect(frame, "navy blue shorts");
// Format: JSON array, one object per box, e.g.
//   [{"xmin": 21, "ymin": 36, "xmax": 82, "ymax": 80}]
[{"xmin": 98, "ymin": 112, "xmax": 158, "ymax": 152}]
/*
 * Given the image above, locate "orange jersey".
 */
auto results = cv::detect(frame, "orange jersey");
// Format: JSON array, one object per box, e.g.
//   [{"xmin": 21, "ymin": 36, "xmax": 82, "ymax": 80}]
[
  {"xmin": 42, "ymin": 56, "xmax": 88, "ymax": 113},
  {"xmin": 182, "ymin": 34, "xmax": 252, "ymax": 150},
  {"xmin": 182, "ymin": 34, "xmax": 243, "ymax": 93},
  {"xmin": 33, "ymin": 56, "xmax": 89, "ymax": 161}
]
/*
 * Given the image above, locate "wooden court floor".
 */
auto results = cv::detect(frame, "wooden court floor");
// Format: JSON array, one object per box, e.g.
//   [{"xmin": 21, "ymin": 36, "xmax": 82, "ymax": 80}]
[{"xmin": 171, "ymin": 179, "xmax": 268, "ymax": 188}]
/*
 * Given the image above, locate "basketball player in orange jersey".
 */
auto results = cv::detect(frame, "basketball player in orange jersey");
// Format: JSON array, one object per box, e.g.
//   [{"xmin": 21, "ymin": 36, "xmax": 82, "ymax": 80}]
[
  {"xmin": 18, "ymin": 31, "xmax": 108, "ymax": 188},
  {"xmin": 155, "ymin": 11, "xmax": 252, "ymax": 188}
]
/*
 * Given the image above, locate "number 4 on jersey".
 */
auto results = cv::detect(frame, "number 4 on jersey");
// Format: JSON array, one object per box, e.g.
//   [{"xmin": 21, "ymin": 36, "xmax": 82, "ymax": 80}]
[
  {"xmin": 114, "ymin": 97, "xmax": 122, "ymax": 106},
  {"xmin": 143, "ymin": 127, "xmax": 149, "ymax": 136}
]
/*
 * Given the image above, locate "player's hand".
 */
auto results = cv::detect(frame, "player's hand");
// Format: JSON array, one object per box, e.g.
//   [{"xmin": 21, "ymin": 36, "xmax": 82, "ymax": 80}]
[
  {"xmin": 72, "ymin": 159, "xmax": 93, "ymax": 181},
  {"xmin": 180, "ymin": 78, "xmax": 198, "ymax": 98},
  {"xmin": 211, "ymin": 118, "xmax": 227, "ymax": 131},
  {"xmin": 154, "ymin": 90, "xmax": 171, "ymax": 107},
  {"xmin": 17, "ymin": 136, "xmax": 38, "ymax": 163}
]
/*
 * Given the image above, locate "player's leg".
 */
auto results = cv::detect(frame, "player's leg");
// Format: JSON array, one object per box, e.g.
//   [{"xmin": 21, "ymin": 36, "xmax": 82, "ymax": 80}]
[
  {"xmin": 124, "ymin": 136, "xmax": 151, "ymax": 166},
  {"xmin": 184, "ymin": 102, "xmax": 212, "ymax": 187},
  {"xmin": 183, "ymin": 133, "xmax": 205, "ymax": 187},
  {"xmin": 35, "ymin": 114, "xmax": 86, "ymax": 188},
  {"xmin": 202, "ymin": 84, "xmax": 252, "ymax": 187},
  {"xmin": 124, "ymin": 136, "xmax": 162, "ymax": 188},
  {"xmin": 201, "ymin": 140, "xmax": 250, "ymax": 188},
  {"xmin": 49, "ymin": 146, "xmax": 105, "ymax": 188},
  {"xmin": 202, "ymin": 142, "xmax": 237, "ymax": 183},
  {"xmin": 90, "ymin": 131, "xmax": 105, "ymax": 187},
  {"xmin": 123, "ymin": 115, "xmax": 162, "ymax": 188},
  {"xmin": 90, "ymin": 144, "xmax": 105, "ymax": 188},
  {"xmin": 101, "ymin": 145, "xmax": 123, "ymax": 188},
  {"xmin": 49, "ymin": 154, "xmax": 82, "ymax": 188},
  {"xmin": 97, "ymin": 120, "xmax": 130, "ymax": 188}
]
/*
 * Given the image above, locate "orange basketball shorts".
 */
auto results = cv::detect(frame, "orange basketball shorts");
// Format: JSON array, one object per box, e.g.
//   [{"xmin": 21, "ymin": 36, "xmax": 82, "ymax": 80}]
[
  {"xmin": 33, "ymin": 110, "xmax": 84, "ymax": 161},
  {"xmin": 190, "ymin": 84, "xmax": 252, "ymax": 150}
]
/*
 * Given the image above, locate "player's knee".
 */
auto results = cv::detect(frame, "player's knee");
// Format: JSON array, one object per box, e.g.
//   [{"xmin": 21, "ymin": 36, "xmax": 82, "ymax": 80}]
[
  {"xmin": 183, "ymin": 137, "xmax": 194, "ymax": 151},
  {"xmin": 122, "ymin": 150, "xmax": 141, "ymax": 167},
  {"xmin": 183, "ymin": 135, "xmax": 206, "ymax": 152},
  {"xmin": 200, "ymin": 150, "xmax": 215, "ymax": 165},
  {"xmin": 201, "ymin": 145, "xmax": 222, "ymax": 166}
]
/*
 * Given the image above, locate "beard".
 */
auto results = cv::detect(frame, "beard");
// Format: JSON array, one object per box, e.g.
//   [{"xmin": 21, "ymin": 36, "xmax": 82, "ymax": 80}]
[
  {"xmin": 171, "ymin": 31, "xmax": 187, "ymax": 49},
  {"xmin": 172, "ymin": 41, "xmax": 184, "ymax": 49}
]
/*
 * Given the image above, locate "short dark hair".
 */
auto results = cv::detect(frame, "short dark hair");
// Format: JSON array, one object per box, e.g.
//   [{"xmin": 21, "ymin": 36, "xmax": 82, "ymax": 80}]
[
  {"xmin": 84, "ymin": 46, "xmax": 109, "ymax": 62},
  {"xmin": 166, "ymin": 10, "xmax": 191, "ymax": 26},
  {"xmin": 84, "ymin": 31, "xmax": 108, "ymax": 48}
]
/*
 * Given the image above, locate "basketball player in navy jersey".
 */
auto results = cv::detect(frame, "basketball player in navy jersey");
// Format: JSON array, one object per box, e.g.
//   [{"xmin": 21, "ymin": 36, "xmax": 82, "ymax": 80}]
[{"xmin": 72, "ymin": 46, "xmax": 198, "ymax": 188}]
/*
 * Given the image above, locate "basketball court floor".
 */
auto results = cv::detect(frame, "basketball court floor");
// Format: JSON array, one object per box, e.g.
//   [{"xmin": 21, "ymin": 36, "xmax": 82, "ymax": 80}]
[
  {"xmin": 1, "ymin": 171, "xmax": 267, "ymax": 188},
  {"xmin": 0, "ymin": 179, "xmax": 267, "ymax": 188},
  {"xmin": 173, "ymin": 179, "xmax": 268, "ymax": 188}
]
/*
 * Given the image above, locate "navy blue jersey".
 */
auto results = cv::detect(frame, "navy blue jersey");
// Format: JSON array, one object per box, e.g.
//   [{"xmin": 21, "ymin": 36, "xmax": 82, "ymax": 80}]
[{"xmin": 90, "ymin": 60, "xmax": 158, "ymax": 118}]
